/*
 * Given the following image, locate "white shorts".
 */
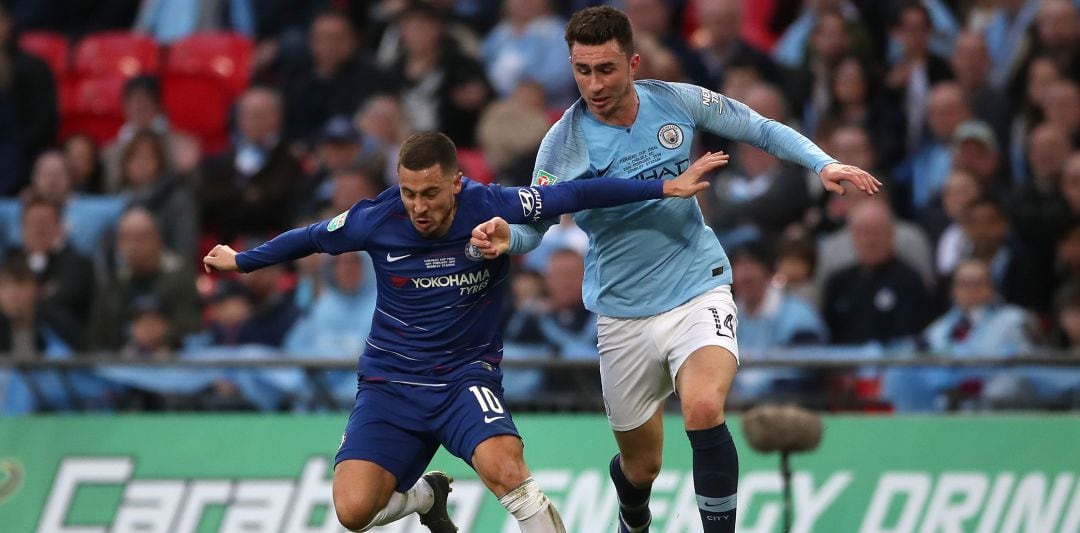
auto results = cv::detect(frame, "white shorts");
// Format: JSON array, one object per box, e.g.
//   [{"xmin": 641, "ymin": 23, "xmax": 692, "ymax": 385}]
[{"xmin": 597, "ymin": 285, "xmax": 740, "ymax": 431}]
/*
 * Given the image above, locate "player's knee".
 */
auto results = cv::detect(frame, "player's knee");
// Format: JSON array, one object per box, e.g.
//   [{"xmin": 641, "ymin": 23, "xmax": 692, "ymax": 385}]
[
  {"xmin": 622, "ymin": 455, "xmax": 662, "ymax": 487},
  {"xmin": 485, "ymin": 460, "xmax": 531, "ymax": 496},
  {"xmin": 334, "ymin": 493, "xmax": 381, "ymax": 531},
  {"xmin": 682, "ymin": 397, "xmax": 726, "ymax": 430}
]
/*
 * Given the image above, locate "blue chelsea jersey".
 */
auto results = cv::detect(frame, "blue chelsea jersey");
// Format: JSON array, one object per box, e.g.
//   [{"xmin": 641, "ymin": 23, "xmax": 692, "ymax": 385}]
[{"xmin": 236, "ymin": 177, "xmax": 664, "ymax": 384}]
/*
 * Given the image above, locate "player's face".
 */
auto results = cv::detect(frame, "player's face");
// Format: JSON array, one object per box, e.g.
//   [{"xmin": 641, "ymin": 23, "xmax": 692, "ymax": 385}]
[
  {"xmin": 569, "ymin": 39, "xmax": 640, "ymax": 123},
  {"xmin": 398, "ymin": 163, "xmax": 462, "ymax": 238}
]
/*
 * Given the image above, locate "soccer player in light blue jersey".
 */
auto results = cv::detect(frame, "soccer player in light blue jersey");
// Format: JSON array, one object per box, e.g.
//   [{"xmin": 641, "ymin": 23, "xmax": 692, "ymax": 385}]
[{"xmin": 471, "ymin": 7, "xmax": 880, "ymax": 532}]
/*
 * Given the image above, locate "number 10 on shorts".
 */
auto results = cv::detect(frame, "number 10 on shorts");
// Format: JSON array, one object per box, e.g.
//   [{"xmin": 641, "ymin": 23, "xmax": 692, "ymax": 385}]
[{"xmin": 469, "ymin": 385, "xmax": 504, "ymax": 414}]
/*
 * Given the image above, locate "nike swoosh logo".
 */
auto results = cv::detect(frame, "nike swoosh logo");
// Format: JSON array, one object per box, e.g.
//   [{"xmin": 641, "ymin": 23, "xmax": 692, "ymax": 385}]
[
  {"xmin": 484, "ymin": 416, "xmax": 505, "ymax": 424},
  {"xmin": 387, "ymin": 253, "xmax": 411, "ymax": 263}
]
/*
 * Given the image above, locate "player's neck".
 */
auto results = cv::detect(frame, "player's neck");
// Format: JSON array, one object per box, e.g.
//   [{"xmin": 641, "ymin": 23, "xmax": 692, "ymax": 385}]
[{"xmin": 594, "ymin": 88, "xmax": 640, "ymax": 128}]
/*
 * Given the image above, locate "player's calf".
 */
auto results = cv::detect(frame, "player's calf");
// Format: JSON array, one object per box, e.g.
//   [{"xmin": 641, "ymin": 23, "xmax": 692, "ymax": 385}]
[{"xmin": 610, "ymin": 454, "xmax": 653, "ymax": 533}]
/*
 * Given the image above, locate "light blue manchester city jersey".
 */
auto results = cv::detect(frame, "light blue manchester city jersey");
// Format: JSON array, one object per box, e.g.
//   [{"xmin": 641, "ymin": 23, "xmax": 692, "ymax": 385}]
[{"xmin": 509, "ymin": 80, "xmax": 836, "ymax": 318}]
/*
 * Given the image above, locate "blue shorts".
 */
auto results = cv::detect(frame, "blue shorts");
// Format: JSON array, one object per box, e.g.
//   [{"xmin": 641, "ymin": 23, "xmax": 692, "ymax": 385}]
[{"xmin": 334, "ymin": 373, "xmax": 520, "ymax": 492}]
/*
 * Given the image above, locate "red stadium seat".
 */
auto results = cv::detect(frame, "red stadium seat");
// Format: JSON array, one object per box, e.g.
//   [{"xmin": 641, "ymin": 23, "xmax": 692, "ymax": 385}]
[
  {"xmin": 166, "ymin": 32, "xmax": 253, "ymax": 98},
  {"xmin": 457, "ymin": 148, "xmax": 495, "ymax": 185},
  {"xmin": 163, "ymin": 75, "xmax": 231, "ymax": 154},
  {"xmin": 60, "ymin": 76, "xmax": 126, "ymax": 144},
  {"xmin": 73, "ymin": 31, "xmax": 160, "ymax": 79},
  {"xmin": 18, "ymin": 31, "xmax": 69, "ymax": 82}
]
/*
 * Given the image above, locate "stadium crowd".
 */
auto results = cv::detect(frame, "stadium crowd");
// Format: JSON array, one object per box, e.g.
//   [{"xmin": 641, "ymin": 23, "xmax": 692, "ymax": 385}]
[{"xmin": 1, "ymin": 0, "xmax": 1079, "ymax": 414}]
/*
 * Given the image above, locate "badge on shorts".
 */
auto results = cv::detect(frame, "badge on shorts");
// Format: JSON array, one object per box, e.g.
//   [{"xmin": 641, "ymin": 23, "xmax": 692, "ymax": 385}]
[{"xmin": 328, "ymin": 211, "xmax": 348, "ymax": 232}]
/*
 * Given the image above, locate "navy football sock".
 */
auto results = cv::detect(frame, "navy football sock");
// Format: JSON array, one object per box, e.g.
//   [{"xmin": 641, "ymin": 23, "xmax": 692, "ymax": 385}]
[
  {"xmin": 688, "ymin": 423, "xmax": 738, "ymax": 532},
  {"xmin": 609, "ymin": 454, "xmax": 652, "ymax": 531}
]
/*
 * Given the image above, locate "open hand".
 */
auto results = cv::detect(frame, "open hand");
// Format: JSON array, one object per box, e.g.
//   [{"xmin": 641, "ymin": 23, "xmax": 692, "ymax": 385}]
[
  {"xmin": 662, "ymin": 151, "xmax": 730, "ymax": 198},
  {"xmin": 819, "ymin": 162, "xmax": 881, "ymax": 196}
]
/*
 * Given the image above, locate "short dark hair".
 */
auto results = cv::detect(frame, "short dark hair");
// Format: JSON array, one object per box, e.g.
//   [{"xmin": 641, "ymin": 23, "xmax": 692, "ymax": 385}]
[
  {"xmin": 398, "ymin": 131, "xmax": 459, "ymax": 173},
  {"xmin": 124, "ymin": 75, "xmax": 161, "ymax": 102},
  {"xmin": 21, "ymin": 195, "xmax": 62, "ymax": 223},
  {"xmin": 565, "ymin": 6, "xmax": 634, "ymax": 57},
  {"xmin": 962, "ymin": 193, "xmax": 1008, "ymax": 222},
  {"xmin": 0, "ymin": 252, "xmax": 36, "ymax": 284}
]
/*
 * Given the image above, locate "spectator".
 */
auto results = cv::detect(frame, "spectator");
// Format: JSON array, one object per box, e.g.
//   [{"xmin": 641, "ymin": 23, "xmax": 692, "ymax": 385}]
[
  {"xmin": 11, "ymin": 198, "xmax": 95, "ymax": 348},
  {"xmin": 327, "ymin": 166, "xmax": 381, "ymax": 216},
  {"xmin": 625, "ymin": 0, "xmax": 709, "ymax": 86},
  {"xmin": 389, "ymin": 2, "xmax": 492, "ymax": 148},
  {"xmin": 538, "ymin": 248, "xmax": 597, "ymax": 360},
  {"xmin": 1048, "ymin": 281, "xmax": 1080, "ymax": 351},
  {"xmin": 823, "ymin": 200, "xmax": 928, "ymax": 344},
  {"xmin": 281, "ymin": 9, "xmax": 388, "ymax": 145},
  {"xmin": 1054, "ymin": 221, "xmax": 1080, "ymax": 290},
  {"xmin": 355, "ymin": 94, "xmax": 409, "ymax": 185},
  {"xmin": 120, "ymin": 294, "xmax": 176, "ymax": 361},
  {"xmin": 984, "ymin": 0, "xmax": 1041, "ymax": 88},
  {"xmin": 199, "ymin": 87, "xmax": 303, "ymax": 242},
  {"xmin": 232, "ymin": 251, "xmax": 299, "ymax": 348},
  {"xmin": 121, "ymin": 130, "xmax": 199, "ymax": 258},
  {"xmin": 772, "ymin": 0, "xmax": 865, "ymax": 69},
  {"xmin": 1062, "ymin": 152, "xmax": 1080, "ymax": 218},
  {"xmin": 773, "ymin": 236, "xmax": 822, "ymax": 309},
  {"xmin": 477, "ymin": 96, "xmax": 550, "ymax": 187},
  {"xmin": 817, "ymin": 180, "xmax": 935, "ymax": 289},
  {"xmin": 884, "ymin": 2, "xmax": 953, "ymax": 153},
  {"xmin": 703, "ymin": 83, "xmax": 810, "ymax": 246},
  {"xmin": 87, "ymin": 208, "xmax": 202, "ymax": 350},
  {"xmin": 102, "ymin": 76, "xmax": 183, "ymax": 193},
  {"xmin": 729, "ymin": 242, "xmax": 827, "ymax": 403},
  {"xmin": 284, "ymin": 252, "xmax": 377, "ymax": 406},
  {"xmin": 481, "ymin": 0, "xmax": 575, "ymax": 106},
  {"xmin": 134, "ymin": 0, "xmax": 254, "ymax": 44},
  {"xmin": 821, "ymin": 56, "xmax": 906, "ymax": 168},
  {"xmin": 732, "ymin": 242, "xmax": 828, "ymax": 348},
  {"xmin": 686, "ymin": 0, "xmax": 781, "ymax": 90},
  {"xmin": 1010, "ymin": 124, "xmax": 1073, "ymax": 282},
  {"xmin": 927, "ymin": 169, "xmax": 981, "ymax": 278},
  {"xmin": 1020, "ymin": 0, "xmax": 1080, "ymax": 85},
  {"xmin": 950, "ymin": 31, "xmax": 1011, "ymax": 149},
  {"xmin": 284, "ymin": 251, "xmax": 376, "ymax": 358},
  {"xmin": 63, "ymin": 134, "xmax": 105, "ymax": 194},
  {"xmin": 299, "ymin": 116, "xmax": 368, "ymax": 216},
  {"xmin": 950, "ymin": 120, "xmax": 1007, "ymax": 194},
  {"xmin": 501, "ymin": 268, "xmax": 550, "ymax": 400},
  {"xmin": 786, "ymin": 9, "xmax": 862, "ymax": 134},
  {"xmin": 632, "ymin": 33, "xmax": 684, "ymax": 83},
  {"xmin": 960, "ymin": 194, "xmax": 1046, "ymax": 311},
  {"xmin": 0, "ymin": 3, "xmax": 58, "ymax": 195},
  {"xmin": 923, "ymin": 259, "xmax": 1034, "ymax": 356},
  {"xmin": 1040, "ymin": 80, "xmax": 1080, "ymax": 145},
  {"xmin": 0, "ymin": 151, "xmax": 126, "ymax": 257},
  {"xmin": 894, "ymin": 81, "xmax": 971, "ymax": 212},
  {"xmin": 195, "ymin": 279, "xmax": 253, "ymax": 347},
  {"xmin": 1007, "ymin": 57, "xmax": 1063, "ymax": 185},
  {"xmin": 0, "ymin": 254, "xmax": 69, "ymax": 357}
]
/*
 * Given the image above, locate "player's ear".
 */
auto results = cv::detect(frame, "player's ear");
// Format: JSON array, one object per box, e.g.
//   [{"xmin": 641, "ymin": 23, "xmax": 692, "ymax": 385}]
[
  {"xmin": 452, "ymin": 171, "xmax": 463, "ymax": 193},
  {"xmin": 629, "ymin": 53, "xmax": 641, "ymax": 76}
]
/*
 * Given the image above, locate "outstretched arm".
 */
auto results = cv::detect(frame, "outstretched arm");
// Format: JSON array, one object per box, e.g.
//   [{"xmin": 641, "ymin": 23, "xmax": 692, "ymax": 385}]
[
  {"xmin": 473, "ymin": 152, "xmax": 729, "ymax": 258},
  {"xmin": 488, "ymin": 151, "xmax": 729, "ymax": 224},
  {"xmin": 674, "ymin": 83, "xmax": 880, "ymax": 195},
  {"xmin": 204, "ymin": 206, "xmax": 369, "ymax": 273}
]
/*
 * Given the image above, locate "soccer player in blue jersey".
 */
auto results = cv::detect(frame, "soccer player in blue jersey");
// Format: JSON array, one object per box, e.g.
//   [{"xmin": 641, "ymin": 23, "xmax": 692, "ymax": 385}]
[
  {"xmin": 470, "ymin": 7, "xmax": 881, "ymax": 533},
  {"xmin": 202, "ymin": 131, "xmax": 728, "ymax": 533}
]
